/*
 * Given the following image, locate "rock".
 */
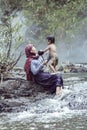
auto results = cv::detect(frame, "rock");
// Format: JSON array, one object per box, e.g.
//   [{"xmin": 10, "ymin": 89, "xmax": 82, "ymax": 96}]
[
  {"xmin": 69, "ymin": 101, "xmax": 87, "ymax": 110},
  {"xmin": 0, "ymin": 100, "xmax": 12, "ymax": 112},
  {"xmin": 58, "ymin": 66, "xmax": 64, "ymax": 71},
  {"xmin": 0, "ymin": 79, "xmax": 48, "ymax": 113},
  {"xmin": 60, "ymin": 92, "xmax": 87, "ymax": 110},
  {"xmin": 60, "ymin": 63, "xmax": 87, "ymax": 73}
]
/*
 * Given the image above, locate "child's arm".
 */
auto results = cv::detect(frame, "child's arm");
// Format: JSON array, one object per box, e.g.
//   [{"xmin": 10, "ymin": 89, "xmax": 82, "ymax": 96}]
[
  {"xmin": 43, "ymin": 45, "xmax": 50, "ymax": 53},
  {"xmin": 38, "ymin": 45, "xmax": 50, "ymax": 55}
]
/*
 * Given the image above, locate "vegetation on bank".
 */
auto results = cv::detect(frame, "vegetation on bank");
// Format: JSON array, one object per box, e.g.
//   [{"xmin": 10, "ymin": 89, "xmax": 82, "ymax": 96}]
[
  {"xmin": 0, "ymin": 0, "xmax": 87, "ymax": 78},
  {"xmin": 1, "ymin": 0, "xmax": 87, "ymax": 35}
]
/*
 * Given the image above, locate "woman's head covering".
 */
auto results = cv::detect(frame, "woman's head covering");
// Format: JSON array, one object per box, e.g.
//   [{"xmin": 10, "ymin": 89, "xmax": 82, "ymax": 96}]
[
  {"xmin": 24, "ymin": 44, "xmax": 38, "ymax": 81},
  {"xmin": 25, "ymin": 44, "xmax": 34, "ymax": 58}
]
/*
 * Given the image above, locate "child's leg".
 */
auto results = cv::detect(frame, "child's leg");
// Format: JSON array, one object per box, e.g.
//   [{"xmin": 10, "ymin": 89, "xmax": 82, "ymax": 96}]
[
  {"xmin": 48, "ymin": 58, "xmax": 55, "ymax": 72},
  {"xmin": 49, "ymin": 63, "xmax": 56, "ymax": 72},
  {"xmin": 54, "ymin": 57, "xmax": 58, "ymax": 70},
  {"xmin": 49, "ymin": 57, "xmax": 58, "ymax": 73}
]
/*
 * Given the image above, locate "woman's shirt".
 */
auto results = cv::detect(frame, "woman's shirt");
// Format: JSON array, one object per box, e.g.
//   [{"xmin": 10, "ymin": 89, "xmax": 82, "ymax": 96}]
[{"xmin": 31, "ymin": 56, "xmax": 44, "ymax": 75}]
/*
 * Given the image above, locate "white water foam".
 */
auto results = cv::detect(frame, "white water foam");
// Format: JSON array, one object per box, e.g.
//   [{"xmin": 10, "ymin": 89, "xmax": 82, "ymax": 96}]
[{"xmin": 64, "ymin": 77, "xmax": 80, "ymax": 81}]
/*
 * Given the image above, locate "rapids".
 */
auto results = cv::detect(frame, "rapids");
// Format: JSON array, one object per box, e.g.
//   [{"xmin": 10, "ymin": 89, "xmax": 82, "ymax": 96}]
[{"xmin": 0, "ymin": 72, "xmax": 87, "ymax": 130}]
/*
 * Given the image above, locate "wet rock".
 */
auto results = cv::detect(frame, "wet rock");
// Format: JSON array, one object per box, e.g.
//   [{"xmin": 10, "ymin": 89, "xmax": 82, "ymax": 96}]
[
  {"xmin": 58, "ymin": 66, "xmax": 64, "ymax": 71},
  {"xmin": 69, "ymin": 101, "xmax": 87, "ymax": 110},
  {"xmin": 60, "ymin": 92, "xmax": 87, "ymax": 110},
  {"xmin": 0, "ymin": 79, "xmax": 48, "ymax": 113},
  {"xmin": 0, "ymin": 100, "xmax": 12, "ymax": 112},
  {"xmin": 59, "ymin": 63, "xmax": 87, "ymax": 73}
]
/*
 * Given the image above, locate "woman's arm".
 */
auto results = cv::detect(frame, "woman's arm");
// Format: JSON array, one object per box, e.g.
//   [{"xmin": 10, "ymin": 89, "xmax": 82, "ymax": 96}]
[{"xmin": 31, "ymin": 56, "xmax": 44, "ymax": 75}]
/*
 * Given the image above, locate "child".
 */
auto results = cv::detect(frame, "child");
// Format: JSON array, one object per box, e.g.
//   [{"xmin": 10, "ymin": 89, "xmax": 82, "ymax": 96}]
[{"xmin": 39, "ymin": 36, "xmax": 58, "ymax": 73}]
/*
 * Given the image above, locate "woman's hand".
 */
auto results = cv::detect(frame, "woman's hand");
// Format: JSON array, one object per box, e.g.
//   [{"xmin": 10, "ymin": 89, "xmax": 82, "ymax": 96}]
[
  {"xmin": 42, "ymin": 60, "xmax": 47, "ymax": 66},
  {"xmin": 38, "ymin": 50, "xmax": 44, "ymax": 56}
]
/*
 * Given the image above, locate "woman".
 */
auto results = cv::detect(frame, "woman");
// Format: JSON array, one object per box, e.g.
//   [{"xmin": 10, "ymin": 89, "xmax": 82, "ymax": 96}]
[{"xmin": 24, "ymin": 44, "xmax": 63, "ymax": 95}]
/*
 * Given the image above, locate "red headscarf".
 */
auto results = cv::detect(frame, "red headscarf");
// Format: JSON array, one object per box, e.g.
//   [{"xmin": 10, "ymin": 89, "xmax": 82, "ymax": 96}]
[{"xmin": 24, "ymin": 44, "xmax": 37, "ymax": 81}]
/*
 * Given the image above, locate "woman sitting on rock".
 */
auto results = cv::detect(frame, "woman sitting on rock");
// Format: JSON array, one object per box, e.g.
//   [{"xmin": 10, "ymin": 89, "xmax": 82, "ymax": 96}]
[{"xmin": 24, "ymin": 44, "xmax": 63, "ymax": 95}]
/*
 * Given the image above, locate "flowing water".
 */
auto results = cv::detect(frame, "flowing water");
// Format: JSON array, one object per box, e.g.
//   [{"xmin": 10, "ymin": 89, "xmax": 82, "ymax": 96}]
[
  {"xmin": 1, "ymin": 18, "xmax": 87, "ymax": 130},
  {"xmin": 0, "ymin": 7, "xmax": 87, "ymax": 130},
  {"xmin": 0, "ymin": 72, "xmax": 87, "ymax": 130}
]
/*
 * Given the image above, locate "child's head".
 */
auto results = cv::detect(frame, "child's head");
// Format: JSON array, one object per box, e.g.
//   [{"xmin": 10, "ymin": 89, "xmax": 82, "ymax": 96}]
[{"xmin": 46, "ymin": 36, "xmax": 55, "ymax": 44}]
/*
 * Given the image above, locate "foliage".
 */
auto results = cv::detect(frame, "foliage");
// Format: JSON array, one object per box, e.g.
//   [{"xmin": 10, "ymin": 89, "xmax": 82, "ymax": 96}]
[
  {"xmin": 0, "ymin": 5, "xmax": 23, "ymax": 77},
  {"xmin": 0, "ymin": 0, "xmax": 87, "ymax": 77},
  {"xmin": 18, "ymin": 0, "xmax": 87, "ymax": 39},
  {"xmin": 1, "ymin": 0, "xmax": 87, "ymax": 37}
]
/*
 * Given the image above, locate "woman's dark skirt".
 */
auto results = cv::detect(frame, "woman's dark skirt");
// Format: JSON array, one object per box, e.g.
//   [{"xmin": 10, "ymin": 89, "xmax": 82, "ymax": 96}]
[{"xmin": 33, "ymin": 71, "xmax": 63, "ymax": 93}]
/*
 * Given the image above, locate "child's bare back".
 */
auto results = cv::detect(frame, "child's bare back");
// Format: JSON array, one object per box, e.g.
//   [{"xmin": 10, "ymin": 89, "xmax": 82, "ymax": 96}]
[
  {"xmin": 44, "ymin": 36, "xmax": 58, "ymax": 72},
  {"xmin": 48, "ymin": 44, "xmax": 57, "ymax": 57},
  {"xmin": 38, "ymin": 36, "xmax": 58, "ymax": 72}
]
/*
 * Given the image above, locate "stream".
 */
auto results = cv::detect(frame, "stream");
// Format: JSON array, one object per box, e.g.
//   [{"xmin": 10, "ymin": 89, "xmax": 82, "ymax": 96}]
[
  {"xmin": 0, "ymin": 6, "xmax": 87, "ymax": 129},
  {"xmin": 0, "ymin": 72, "xmax": 87, "ymax": 130}
]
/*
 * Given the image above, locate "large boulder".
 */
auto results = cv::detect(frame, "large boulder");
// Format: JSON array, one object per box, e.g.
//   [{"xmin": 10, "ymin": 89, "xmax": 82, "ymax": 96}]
[{"xmin": 0, "ymin": 79, "xmax": 48, "ymax": 113}]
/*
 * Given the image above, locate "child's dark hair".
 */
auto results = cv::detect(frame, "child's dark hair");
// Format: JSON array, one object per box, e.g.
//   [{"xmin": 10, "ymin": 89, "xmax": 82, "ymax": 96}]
[{"xmin": 46, "ymin": 36, "xmax": 55, "ymax": 43}]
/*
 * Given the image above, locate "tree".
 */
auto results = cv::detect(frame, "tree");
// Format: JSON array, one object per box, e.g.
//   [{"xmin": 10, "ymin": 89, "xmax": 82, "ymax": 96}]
[{"xmin": 0, "ymin": 7, "xmax": 23, "ymax": 81}]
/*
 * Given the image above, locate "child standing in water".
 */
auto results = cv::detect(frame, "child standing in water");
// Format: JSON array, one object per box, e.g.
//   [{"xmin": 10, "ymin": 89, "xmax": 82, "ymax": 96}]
[{"xmin": 39, "ymin": 36, "xmax": 58, "ymax": 73}]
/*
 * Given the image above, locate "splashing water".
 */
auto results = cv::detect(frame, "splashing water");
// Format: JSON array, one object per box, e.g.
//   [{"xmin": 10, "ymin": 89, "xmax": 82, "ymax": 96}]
[{"xmin": 0, "ymin": 72, "xmax": 87, "ymax": 130}]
